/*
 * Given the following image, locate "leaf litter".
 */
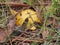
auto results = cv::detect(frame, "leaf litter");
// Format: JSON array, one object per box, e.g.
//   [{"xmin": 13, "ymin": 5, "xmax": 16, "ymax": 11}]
[{"xmin": 0, "ymin": 0, "xmax": 60, "ymax": 45}]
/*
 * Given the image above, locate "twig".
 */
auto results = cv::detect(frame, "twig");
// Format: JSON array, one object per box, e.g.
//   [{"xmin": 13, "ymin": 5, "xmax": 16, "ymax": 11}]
[
  {"xmin": 0, "ymin": 2, "xmax": 28, "ymax": 7},
  {"xmin": 11, "ymin": 37, "xmax": 44, "ymax": 43}
]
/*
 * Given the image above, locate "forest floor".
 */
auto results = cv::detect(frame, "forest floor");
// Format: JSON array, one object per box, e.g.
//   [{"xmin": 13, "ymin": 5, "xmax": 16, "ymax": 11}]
[{"xmin": 0, "ymin": 0, "xmax": 60, "ymax": 45}]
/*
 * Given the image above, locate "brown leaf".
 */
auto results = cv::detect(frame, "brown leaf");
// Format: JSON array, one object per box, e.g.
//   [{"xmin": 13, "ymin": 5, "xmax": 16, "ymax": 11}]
[
  {"xmin": 7, "ymin": 19, "xmax": 15, "ymax": 35},
  {"xmin": 0, "ymin": 28, "xmax": 7, "ymax": 43},
  {"xmin": 42, "ymin": 30, "xmax": 49, "ymax": 39},
  {"xmin": 46, "ymin": 17, "xmax": 53, "ymax": 26},
  {"xmin": 53, "ymin": 18, "xmax": 58, "ymax": 28}
]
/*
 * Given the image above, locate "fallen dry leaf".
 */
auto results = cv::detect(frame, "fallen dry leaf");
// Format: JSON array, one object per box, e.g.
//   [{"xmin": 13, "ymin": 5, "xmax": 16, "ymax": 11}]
[
  {"xmin": 0, "ymin": 28, "xmax": 7, "ymax": 43},
  {"xmin": 46, "ymin": 17, "xmax": 53, "ymax": 26},
  {"xmin": 42, "ymin": 30, "xmax": 49, "ymax": 39},
  {"xmin": 7, "ymin": 19, "xmax": 15, "ymax": 35}
]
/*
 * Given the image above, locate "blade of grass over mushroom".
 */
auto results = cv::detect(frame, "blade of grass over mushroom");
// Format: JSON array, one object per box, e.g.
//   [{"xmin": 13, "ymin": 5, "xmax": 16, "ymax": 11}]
[{"xmin": 23, "ymin": 0, "xmax": 32, "ymax": 5}]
